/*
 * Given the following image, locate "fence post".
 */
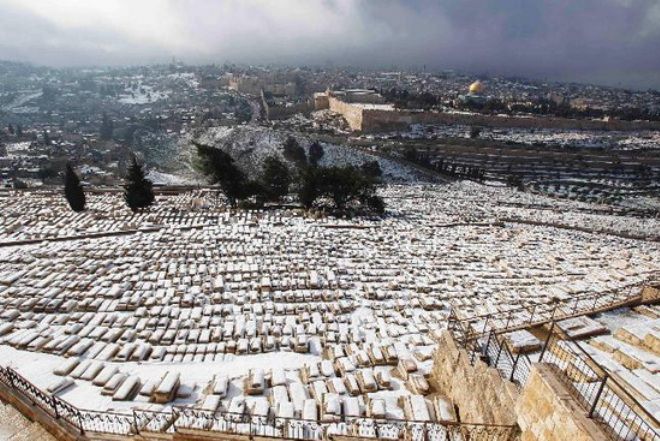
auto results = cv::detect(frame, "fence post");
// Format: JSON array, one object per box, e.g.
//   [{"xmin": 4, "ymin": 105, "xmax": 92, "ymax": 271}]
[
  {"xmin": 7, "ymin": 368, "xmax": 15, "ymax": 389},
  {"xmin": 77, "ymin": 410, "xmax": 85, "ymax": 435},
  {"xmin": 503, "ymin": 310, "xmax": 512, "ymax": 331},
  {"xmin": 481, "ymin": 315, "xmax": 490, "ymax": 336},
  {"xmin": 589, "ymin": 374, "xmax": 609, "ymax": 418},
  {"xmin": 510, "ymin": 352, "xmax": 521, "ymax": 382},
  {"xmin": 539, "ymin": 321, "xmax": 555, "ymax": 362},
  {"xmin": 484, "ymin": 331, "xmax": 493, "ymax": 358},
  {"xmin": 528, "ymin": 304, "xmax": 536, "ymax": 325},
  {"xmin": 494, "ymin": 336, "xmax": 504, "ymax": 366},
  {"xmin": 132, "ymin": 410, "xmax": 140, "ymax": 435},
  {"xmin": 52, "ymin": 396, "xmax": 60, "ymax": 419},
  {"xmin": 572, "ymin": 296, "xmax": 579, "ymax": 315}
]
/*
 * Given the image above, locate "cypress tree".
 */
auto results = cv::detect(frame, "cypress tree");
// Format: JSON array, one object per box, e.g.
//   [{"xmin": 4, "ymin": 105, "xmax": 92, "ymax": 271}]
[
  {"xmin": 193, "ymin": 142, "xmax": 247, "ymax": 207},
  {"xmin": 308, "ymin": 141, "xmax": 324, "ymax": 166},
  {"xmin": 64, "ymin": 164, "xmax": 86, "ymax": 212},
  {"xmin": 262, "ymin": 156, "xmax": 291, "ymax": 202},
  {"xmin": 124, "ymin": 156, "xmax": 155, "ymax": 212}
]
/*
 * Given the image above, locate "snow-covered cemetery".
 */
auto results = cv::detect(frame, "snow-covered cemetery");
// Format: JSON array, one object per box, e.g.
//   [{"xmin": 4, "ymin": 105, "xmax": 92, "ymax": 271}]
[
  {"xmin": 1, "ymin": 58, "xmax": 659, "ymax": 441},
  {"xmin": 0, "ymin": 170, "xmax": 658, "ymax": 440}
]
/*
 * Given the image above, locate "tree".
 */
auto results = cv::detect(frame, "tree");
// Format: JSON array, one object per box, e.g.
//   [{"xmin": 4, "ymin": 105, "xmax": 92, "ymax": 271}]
[
  {"xmin": 403, "ymin": 147, "xmax": 418, "ymax": 161},
  {"xmin": 261, "ymin": 156, "xmax": 292, "ymax": 202},
  {"xmin": 360, "ymin": 161, "xmax": 382, "ymax": 180},
  {"xmin": 241, "ymin": 179, "xmax": 268, "ymax": 207},
  {"xmin": 39, "ymin": 165, "xmax": 59, "ymax": 181},
  {"xmin": 194, "ymin": 142, "xmax": 247, "ymax": 207},
  {"xmin": 43, "ymin": 130, "xmax": 50, "ymax": 145},
  {"xmin": 16, "ymin": 125, "xmax": 22, "ymax": 138},
  {"xmin": 506, "ymin": 175, "xmax": 524, "ymax": 191},
  {"xmin": 283, "ymin": 136, "xmax": 307, "ymax": 165},
  {"xmin": 298, "ymin": 165, "xmax": 384, "ymax": 214},
  {"xmin": 64, "ymin": 163, "xmax": 85, "ymax": 212},
  {"xmin": 308, "ymin": 141, "xmax": 324, "ymax": 166},
  {"xmin": 362, "ymin": 194, "xmax": 385, "ymax": 215},
  {"xmin": 469, "ymin": 126, "xmax": 482, "ymax": 139},
  {"xmin": 13, "ymin": 180, "xmax": 28, "ymax": 189},
  {"xmin": 323, "ymin": 166, "xmax": 370, "ymax": 210},
  {"xmin": 124, "ymin": 156, "xmax": 155, "ymax": 212},
  {"xmin": 297, "ymin": 166, "xmax": 322, "ymax": 209},
  {"xmin": 100, "ymin": 113, "xmax": 114, "ymax": 140}
]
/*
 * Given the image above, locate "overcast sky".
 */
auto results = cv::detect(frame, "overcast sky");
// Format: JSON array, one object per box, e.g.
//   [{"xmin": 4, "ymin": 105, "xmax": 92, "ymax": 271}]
[{"xmin": 1, "ymin": 0, "xmax": 659, "ymax": 89}]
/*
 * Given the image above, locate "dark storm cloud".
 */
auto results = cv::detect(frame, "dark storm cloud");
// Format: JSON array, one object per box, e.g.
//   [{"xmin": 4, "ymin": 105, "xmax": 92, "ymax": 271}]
[{"xmin": 0, "ymin": 0, "xmax": 659, "ymax": 88}]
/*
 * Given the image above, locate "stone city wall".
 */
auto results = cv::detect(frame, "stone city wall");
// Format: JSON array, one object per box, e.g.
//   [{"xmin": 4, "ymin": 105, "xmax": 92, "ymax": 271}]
[
  {"xmin": 328, "ymin": 96, "xmax": 364, "ymax": 131},
  {"xmin": 323, "ymin": 95, "xmax": 660, "ymax": 132},
  {"xmin": 261, "ymin": 90, "xmax": 313, "ymax": 120}
]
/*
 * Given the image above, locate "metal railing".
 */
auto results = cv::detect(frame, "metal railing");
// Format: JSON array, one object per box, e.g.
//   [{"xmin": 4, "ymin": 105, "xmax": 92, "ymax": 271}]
[
  {"xmin": 448, "ymin": 277, "xmax": 653, "ymax": 344},
  {"xmin": 539, "ymin": 327, "xmax": 659, "ymax": 441},
  {"xmin": 0, "ymin": 366, "xmax": 519, "ymax": 441},
  {"xmin": 479, "ymin": 330, "xmax": 533, "ymax": 390},
  {"xmin": 0, "ymin": 366, "xmax": 83, "ymax": 431},
  {"xmin": 456, "ymin": 322, "xmax": 659, "ymax": 441},
  {"xmin": 446, "ymin": 274, "xmax": 660, "ymax": 441}
]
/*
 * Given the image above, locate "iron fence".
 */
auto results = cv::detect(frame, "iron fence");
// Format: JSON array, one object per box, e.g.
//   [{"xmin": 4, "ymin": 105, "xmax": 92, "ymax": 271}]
[
  {"xmin": 539, "ymin": 330, "xmax": 659, "ymax": 441},
  {"xmin": 0, "ymin": 366, "xmax": 518, "ymax": 440},
  {"xmin": 133, "ymin": 408, "xmax": 178, "ymax": 434},
  {"xmin": 458, "ymin": 321, "xmax": 659, "ymax": 441},
  {"xmin": 480, "ymin": 331, "xmax": 533, "ymax": 389},
  {"xmin": 448, "ymin": 278, "xmax": 651, "ymax": 343},
  {"xmin": 448, "ymin": 273, "xmax": 660, "ymax": 441},
  {"xmin": 0, "ymin": 366, "xmax": 83, "ymax": 431}
]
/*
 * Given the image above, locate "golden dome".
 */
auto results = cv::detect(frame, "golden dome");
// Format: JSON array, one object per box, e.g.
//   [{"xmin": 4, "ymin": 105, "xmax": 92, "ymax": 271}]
[{"xmin": 469, "ymin": 80, "xmax": 483, "ymax": 94}]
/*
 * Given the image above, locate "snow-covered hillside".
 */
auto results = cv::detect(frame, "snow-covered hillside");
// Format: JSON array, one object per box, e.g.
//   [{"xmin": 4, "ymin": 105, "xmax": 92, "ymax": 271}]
[{"xmin": 191, "ymin": 125, "xmax": 425, "ymax": 183}]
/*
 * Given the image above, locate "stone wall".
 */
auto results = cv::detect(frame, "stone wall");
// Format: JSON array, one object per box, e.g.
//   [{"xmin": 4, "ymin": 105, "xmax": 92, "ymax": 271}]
[
  {"xmin": 0, "ymin": 381, "xmax": 79, "ymax": 441},
  {"xmin": 516, "ymin": 364, "xmax": 609, "ymax": 441},
  {"xmin": 641, "ymin": 284, "xmax": 660, "ymax": 303},
  {"xmin": 431, "ymin": 331, "xmax": 519, "ymax": 425},
  {"xmin": 323, "ymin": 93, "xmax": 660, "ymax": 133},
  {"xmin": 328, "ymin": 96, "xmax": 364, "ymax": 131}
]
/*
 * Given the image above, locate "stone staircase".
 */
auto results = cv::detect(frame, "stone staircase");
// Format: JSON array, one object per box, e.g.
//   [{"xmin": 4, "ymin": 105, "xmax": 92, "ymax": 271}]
[{"xmin": 0, "ymin": 402, "xmax": 55, "ymax": 441}]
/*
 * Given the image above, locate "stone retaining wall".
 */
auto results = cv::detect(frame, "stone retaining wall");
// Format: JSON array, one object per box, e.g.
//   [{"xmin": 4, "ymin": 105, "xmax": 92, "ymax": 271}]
[
  {"xmin": 516, "ymin": 364, "xmax": 609, "ymax": 441},
  {"xmin": 431, "ymin": 330, "xmax": 519, "ymax": 425}
]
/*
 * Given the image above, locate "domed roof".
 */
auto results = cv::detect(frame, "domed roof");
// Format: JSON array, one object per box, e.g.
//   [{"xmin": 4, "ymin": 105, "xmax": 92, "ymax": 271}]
[{"xmin": 469, "ymin": 80, "xmax": 484, "ymax": 94}]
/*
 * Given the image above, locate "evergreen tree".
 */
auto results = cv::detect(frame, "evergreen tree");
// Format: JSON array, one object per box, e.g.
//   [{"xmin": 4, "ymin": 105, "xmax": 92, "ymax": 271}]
[
  {"xmin": 124, "ymin": 156, "xmax": 155, "ymax": 212},
  {"xmin": 297, "ymin": 165, "xmax": 384, "ymax": 214},
  {"xmin": 64, "ymin": 163, "xmax": 86, "ymax": 212},
  {"xmin": 261, "ymin": 156, "xmax": 292, "ymax": 202},
  {"xmin": 282, "ymin": 136, "xmax": 307, "ymax": 166},
  {"xmin": 43, "ymin": 130, "xmax": 50, "ymax": 145},
  {"xmin": 360, "ymin": 160, "xmax": 382, "ymax": 180},
  {"xmin": 193, "ymin": 142, "xmax": 246, "ymax": 207},
  {"xmin": 469, "ymin": 126, "xmax": 482, "ymax": 139},
  {"xmin": 308, "ymin": 141, "xmax": 324, "ymax": 166},
  {"xmin": 297, "ymin": 166, "xmax": 321, "ymax": 209}
]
